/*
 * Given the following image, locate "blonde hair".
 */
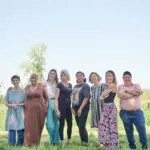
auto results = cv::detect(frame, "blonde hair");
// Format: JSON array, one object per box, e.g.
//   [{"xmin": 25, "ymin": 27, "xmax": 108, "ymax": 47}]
[{"xmin": 60, "ymin": 69, "xmax": 70, "ymax": 81}]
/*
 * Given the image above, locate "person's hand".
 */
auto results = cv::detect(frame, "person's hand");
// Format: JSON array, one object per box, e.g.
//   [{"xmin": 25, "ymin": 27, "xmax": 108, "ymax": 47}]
[
  {"xmin": 71, "ymin": 108, "xmax": 76, "ymax": 116},
  {"xmin": 101, "ymin": 89, "xmax": 110, "ymax": 98},
  {"xmin": 78, "ymin": 108, "xmax": 82, "ymax": 117},
  {"xmin": 45, "ymin": 103, "xmax": 48, "ymax": 113},
  {"xmin": 11, "ymin": 104, "xmax": 18, "ymax": 109},
  {"xmin": 56, "ymin": 109, "xmax": 61, "ymax": 118}
]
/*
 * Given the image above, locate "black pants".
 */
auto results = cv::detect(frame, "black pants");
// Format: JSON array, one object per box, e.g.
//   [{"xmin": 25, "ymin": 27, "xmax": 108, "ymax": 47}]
[
  {"xmin": 75, "ymin": 108, "xmax": 89, "ymax": 143},
  {"xmin": 59, "ymin": 107, "xmax": 72, "ymax": 141}
]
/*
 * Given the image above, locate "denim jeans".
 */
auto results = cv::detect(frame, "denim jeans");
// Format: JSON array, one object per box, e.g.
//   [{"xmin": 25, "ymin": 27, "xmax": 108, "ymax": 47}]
[
  {"xmin": 8, "ymin": 129, "xmax": 24, "ymax": 145},
  {"xmin": 120, "ymin": 109, "xmax": 147, "ymax": 149}
]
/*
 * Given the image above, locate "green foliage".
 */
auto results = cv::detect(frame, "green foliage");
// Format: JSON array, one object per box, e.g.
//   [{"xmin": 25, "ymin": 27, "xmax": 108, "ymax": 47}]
[
  {"xmin": 21, "ymin": 44, "xmax": 47, "ymax": 81},
  {"xmin": 0, "ymin": 95, "xmax": 4, "ymax": 103}
]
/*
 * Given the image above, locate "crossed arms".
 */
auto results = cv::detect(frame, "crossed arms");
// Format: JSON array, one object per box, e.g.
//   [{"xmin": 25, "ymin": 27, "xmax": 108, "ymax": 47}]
[{"xmin": 117, "ymin": 84, "xmax": 143, "ymax": 100}]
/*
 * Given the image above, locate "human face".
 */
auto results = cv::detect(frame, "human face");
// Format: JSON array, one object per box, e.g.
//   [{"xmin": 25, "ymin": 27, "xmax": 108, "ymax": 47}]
[
  {"xmin": 123, "ymin": 74, "xmax": 132, "ymax": 85},
  {"xmin": 91, "ymin": 73, "xmax": 99, "ymax": 84},
  {"xmin": 60, "ymin": 72, "xmax": 68, "ymax": 82},
  {"xmin": 48, "ymin": 71, "xmax": 56, "ymax": 81},
  {"xmin": 30, "ymin": 74, "xmax": 38, "ymax": 85},
  {"xmin": 12, "ymin": 78, "xmax": 20, "ymax": 88},
  {"xmin": 105, "ymin": 72, "xmax": 114, "ymax": 84},
  {"xmin": 76, "ymin": 73, "xmax": 84, "ymax": 84}
]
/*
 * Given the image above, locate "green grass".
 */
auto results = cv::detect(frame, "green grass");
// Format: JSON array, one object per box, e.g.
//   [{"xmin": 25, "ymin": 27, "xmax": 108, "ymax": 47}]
[{"xmin": 0, "ymin": 104, "xmax": 150, "ymax": 150}]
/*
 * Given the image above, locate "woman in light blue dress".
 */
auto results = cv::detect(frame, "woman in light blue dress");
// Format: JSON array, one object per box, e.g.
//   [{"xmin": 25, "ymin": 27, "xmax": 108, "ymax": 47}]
[
  {"xmin": 5, "ymin": 75, "xmax": 25, "ymax": 145},
  {"xmin": 45, "ymin": 69, "xmax": 60, "ymax": 144}
]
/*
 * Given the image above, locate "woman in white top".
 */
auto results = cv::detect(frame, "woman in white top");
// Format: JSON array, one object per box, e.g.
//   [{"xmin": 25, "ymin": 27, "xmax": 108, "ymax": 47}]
[{"xmin": 45, "ymin": 69, "xmax": 60, "ymax": 145}]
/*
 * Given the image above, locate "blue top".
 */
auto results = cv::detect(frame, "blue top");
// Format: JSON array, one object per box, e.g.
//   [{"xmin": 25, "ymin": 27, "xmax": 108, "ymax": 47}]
[{"xmin": 5, "ymin": 88, "xmax": 25, "ymax": 130}]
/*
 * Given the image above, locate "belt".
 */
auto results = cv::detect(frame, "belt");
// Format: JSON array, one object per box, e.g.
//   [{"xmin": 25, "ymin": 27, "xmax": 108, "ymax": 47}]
[
  {"xmin": 121, "ymin": 109, "xmax": 141, "ymax": 112},
  {"xmin": 49, "ymin": 97, "xmax": 55, "ymax": 100}
]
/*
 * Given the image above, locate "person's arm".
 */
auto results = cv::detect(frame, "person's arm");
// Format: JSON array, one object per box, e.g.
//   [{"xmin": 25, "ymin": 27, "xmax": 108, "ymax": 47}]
[
  {"xmin": 5, "ymin": 103, "xmax": 17, "ymax": 107},
  {"xmin": 16, "ymin": 89, "xmax": 25, "ymax": 107},
  {"xmin": 5, "ymin": 88, "xmax": 17, "ymax": 108},
  {"xmin": 100, "ymin": 89, "xmax": 111, "ymax": 100},
  {"xmin": 117, "ymin": 85, "xmax": 134, "ymax": 100},
  {"xmin": 17, "ymin": 103, "xmax": 25, "ymax": 106},
  {"xmin": 43, "ymin": 87, "xmax": 48, "ymax": 104},
  {"xmin": 78, "ymin": 84, "xmax": 90, "ymax": 116},
  {"xmin": 55, "ymin": 84, "xmax": 61, "ymax": 117},
  {"xmin": 42, "ymin": 85, "xmax": 48, "ymax": 112},
  {"xmin": 126, "ymin": 84, "xmax": 143, "ymax": 96},
  {"xmin": 55, "ymin": 88, "xmax": 60, "ymax": 111}
]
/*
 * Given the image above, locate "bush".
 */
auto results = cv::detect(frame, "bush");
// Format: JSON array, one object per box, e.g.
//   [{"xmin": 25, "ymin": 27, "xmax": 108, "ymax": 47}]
[{"xmin": 0, "ymin": 95, "xmax": 4, "ymax": 104}]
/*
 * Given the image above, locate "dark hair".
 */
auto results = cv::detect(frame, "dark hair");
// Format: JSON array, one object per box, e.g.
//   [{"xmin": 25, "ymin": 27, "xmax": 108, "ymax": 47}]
[
  {"xmin": 89, "ymin": 72, "xmax": 101, "ymax": 83},
  {"xmin": 105, "ymin": 70, "xmax": 117, "ymax": 84},
  {"xmin": 30, "ymin": 73, "xmax": 38, "ymax": 78},
  {"xmin": 76, "ymin": 78, "xmax": 86, "ymax": 83},
  {"xmin": 76, "ymin": 71, "xmax": 86, "ymax": 83},
  {"xmin": 76, "ymin": 71, "xmax": 85, "ymax": 77},
  {"xmin": 11, "ymin": 75, "xmax": 20, "ymax": 82},
  {"xmin": 123, "ymin": 71, "xmax": 132, "ymax": 77},
  {"xmin": 47, "ymin": 69, "xmax": 58, "ymax": 84}
]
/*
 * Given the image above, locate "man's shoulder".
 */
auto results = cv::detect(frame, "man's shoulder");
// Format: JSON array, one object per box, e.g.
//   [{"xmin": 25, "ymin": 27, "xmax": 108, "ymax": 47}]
[
  {"xmin": 133, "ymin": 83, "xmax": 140, "ymax": 86},
  {"xmin": 118, "ymin": 84, "xmax": 124, "ymax": 88}
]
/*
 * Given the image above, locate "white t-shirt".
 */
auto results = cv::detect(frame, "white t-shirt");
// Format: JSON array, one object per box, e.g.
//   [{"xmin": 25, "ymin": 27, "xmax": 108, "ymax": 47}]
[{"xmin": 44, "ymin": 81, "xmax": 57, "ymax": 99}]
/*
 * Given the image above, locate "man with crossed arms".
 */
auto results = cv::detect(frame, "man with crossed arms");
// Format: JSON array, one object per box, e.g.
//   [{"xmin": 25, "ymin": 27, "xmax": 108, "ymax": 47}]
[{"xmin": 118, "ymin": 71, "xmax": 148, "ymax": 150}]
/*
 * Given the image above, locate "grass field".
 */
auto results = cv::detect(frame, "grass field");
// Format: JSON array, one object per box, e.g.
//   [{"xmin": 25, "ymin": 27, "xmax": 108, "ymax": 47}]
[{"xmin": 0, "ymin": 100, "xmax": 150, "ymax": 150}]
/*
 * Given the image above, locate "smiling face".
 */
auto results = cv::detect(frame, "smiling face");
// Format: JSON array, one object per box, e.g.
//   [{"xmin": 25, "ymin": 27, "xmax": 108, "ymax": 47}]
[
  {"xmin": 123, "ymin": 74, "xmax": 132, "ymax": 85},
  {"xmin": 76, "ymin": 72, "xmax": 85, "ymax": 84},
  {"xmin": 105, "ymin": 72, "xmax": 113, "ymax": 84},
  {"xmin": 12, "ymin": 78, "xmax": 20, "ymax": 88},
  {"xmin": 30, "ymin": 74, "xmax": 38, "ymax": 85},
  {"xmin": 90, "ymin": 73, "xmax": 100, "ymax": 84},
  {"xmin": 105, "ymin": 71, "xmax": 116, "ymax": 85},
  {"xmin": 60, "ymin": 72, "xmax": 68, "ymax": 82},
  {"xmin": 48, "ymin": 70, "xmax": 57, "ymax": 82}
]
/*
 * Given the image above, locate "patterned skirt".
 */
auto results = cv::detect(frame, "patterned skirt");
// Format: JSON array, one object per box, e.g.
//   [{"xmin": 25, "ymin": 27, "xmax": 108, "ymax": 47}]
[{"xmin": 98, "ymin": 103, "xmax": 118, "ymax": 148}]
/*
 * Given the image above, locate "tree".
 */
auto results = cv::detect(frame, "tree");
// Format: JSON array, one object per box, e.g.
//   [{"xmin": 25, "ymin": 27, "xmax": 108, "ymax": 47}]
[
  {"xmin": 21, "ymin": 43, "xmax": 47, "ymax": 81},
  {"xmin": 0, "ymin": 82, "xmax": 4, "ymax": 103}
]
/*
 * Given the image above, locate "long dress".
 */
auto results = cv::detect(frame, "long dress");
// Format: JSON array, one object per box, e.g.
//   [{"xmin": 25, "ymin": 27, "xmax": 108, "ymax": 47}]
[
  {"xmin": 5, "ymin": 88, "xmax": 25, "ymax": 145},
  {"xmin": 24, "ymin": 83, "xmax": 48, "ymax": 146},
  {"xmin": 90, "ymin": 84, "xmax": 106, "ymax": 128},
  {"xmin": 5, "ymin": 88, "xmax": 25, "ymax": 131}
]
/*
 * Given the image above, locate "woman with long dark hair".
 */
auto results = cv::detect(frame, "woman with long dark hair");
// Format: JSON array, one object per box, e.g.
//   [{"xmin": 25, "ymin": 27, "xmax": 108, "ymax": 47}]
[
  {"xmin": 45, "ymin": 69, "xmax": 60, "ymax": 144},
  {"xmin": 98, "ymin": 70, "xmax": 118, "ymax": 150}
]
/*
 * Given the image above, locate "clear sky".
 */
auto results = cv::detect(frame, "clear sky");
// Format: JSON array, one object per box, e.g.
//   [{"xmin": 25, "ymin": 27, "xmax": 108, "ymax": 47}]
[{"xmin": 0, "ymin": 0, "xmax": 150, "ymax": 89}]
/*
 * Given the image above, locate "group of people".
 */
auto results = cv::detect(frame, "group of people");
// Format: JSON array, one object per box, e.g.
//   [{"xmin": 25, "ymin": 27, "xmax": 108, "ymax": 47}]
[{"xmin": 4, "ymin": 69, "xmax": 148, "ymax": 150}]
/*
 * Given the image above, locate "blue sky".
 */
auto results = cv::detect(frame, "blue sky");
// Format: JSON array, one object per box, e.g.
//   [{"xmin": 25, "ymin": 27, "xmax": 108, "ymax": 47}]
[{"xmin": 0, "ymin": 0, "xmax": 150, "ymax": 88}]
